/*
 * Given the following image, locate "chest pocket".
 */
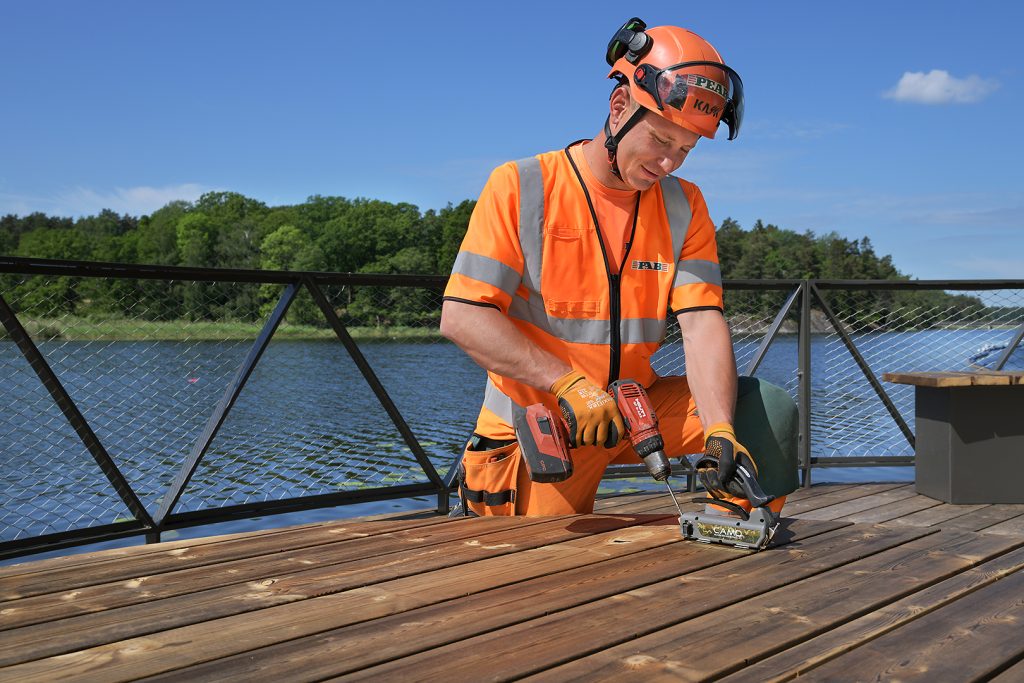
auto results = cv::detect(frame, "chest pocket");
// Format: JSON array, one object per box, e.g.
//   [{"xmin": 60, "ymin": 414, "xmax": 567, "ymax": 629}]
[
  {"xmin": 540, "ymin": 224, "xmax": 603, "ymax": 318},
  {"xmin": 515, "ymin": 155, "xmax": 693, "ymax": 321}
]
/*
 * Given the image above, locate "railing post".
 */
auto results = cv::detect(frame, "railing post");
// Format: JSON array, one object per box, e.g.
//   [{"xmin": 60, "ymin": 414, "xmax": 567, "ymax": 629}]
[{"xmin": 798, "ymin": 280, "xmax": 812, "ymax": 487}]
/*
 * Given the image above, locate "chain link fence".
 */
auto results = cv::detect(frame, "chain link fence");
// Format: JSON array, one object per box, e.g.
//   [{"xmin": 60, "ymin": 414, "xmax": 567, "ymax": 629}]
[
  {"xmin": 812, "ymin": 286, "xmax": 1024, "ymax": 457},
  {"xmin": 1, "ymin": 258, "xmax": 1022, "ymax": 557}
]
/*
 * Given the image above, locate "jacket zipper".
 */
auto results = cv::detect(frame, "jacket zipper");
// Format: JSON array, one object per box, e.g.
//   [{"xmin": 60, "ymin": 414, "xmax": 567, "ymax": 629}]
[
  {"xmin": 606, "ymin": 204, "xmax": 639, "ymax": 386},
  {"xmin": 564, "ymin": 145, "xmax": 640, "ymax": 388},
  {"xmin": 607, "ymin": 273, "xmax": 622, "ymax": 386}
]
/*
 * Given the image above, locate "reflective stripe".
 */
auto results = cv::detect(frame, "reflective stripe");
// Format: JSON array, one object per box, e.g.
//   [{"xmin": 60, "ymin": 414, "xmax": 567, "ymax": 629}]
[
  {"xmin": 451, "ymin": 251, "xmax": 521, "ymax": 297},
  {"xmin": 509, "ymin": 295, "xmax": 611, "ymax": 345},
  {"xmin": 674, "ymin": 259, "xmax": 722, "ymax": 287},
  {"xmin": 482, "ymin": 378, "xmax": 516, "ymax": 425},
  {"xmin": 516, "ymin": 157, "xmax": 544, "ymax": 297},
  {"xmin": 621, "ymin": 317, "xmax": 668, "ymax": 345},
  {"xmin": 660, "ymin": 176, "xmax": 692, "ymax": 261},
  {"xmin": 508, "ymin": 295, "xmax": 660, "ymax": 346}
]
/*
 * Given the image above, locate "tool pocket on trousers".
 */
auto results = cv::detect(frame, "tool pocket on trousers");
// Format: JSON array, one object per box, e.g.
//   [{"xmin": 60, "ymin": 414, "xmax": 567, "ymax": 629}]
[{"xmin": 460, "ymin": 441, "xmax": 521, "ymax": 516}]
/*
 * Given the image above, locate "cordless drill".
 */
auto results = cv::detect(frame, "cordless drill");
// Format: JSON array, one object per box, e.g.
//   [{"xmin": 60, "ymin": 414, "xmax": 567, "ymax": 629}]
[
  {"xmin": 513, "ymin": 379, "xmax": 685, "ymax": 517},
  {"xmin": 608, "ymin": 379, "xmax": 685, "ymax": 517}
]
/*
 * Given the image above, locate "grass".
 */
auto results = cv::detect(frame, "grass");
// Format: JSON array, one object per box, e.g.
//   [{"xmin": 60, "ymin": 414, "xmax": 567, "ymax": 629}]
[{"xmin": 1, "ymin": 317, "xmax": 445, "ymax": 342}]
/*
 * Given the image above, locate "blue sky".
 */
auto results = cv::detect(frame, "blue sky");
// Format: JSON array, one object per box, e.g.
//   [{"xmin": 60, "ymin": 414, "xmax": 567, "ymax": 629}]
[{"xmin": 1, "ymin": 1, "xmax": 1021, "ymax": 280}]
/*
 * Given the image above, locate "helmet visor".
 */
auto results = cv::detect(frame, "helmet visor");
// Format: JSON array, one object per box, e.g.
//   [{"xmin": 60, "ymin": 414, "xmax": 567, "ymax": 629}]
[{"xmin": 634, "ymin": 60, "xmax": 744, "ymax": 140}]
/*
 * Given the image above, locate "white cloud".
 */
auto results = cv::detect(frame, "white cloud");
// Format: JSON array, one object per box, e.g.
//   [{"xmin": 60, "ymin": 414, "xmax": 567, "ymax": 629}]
[
  {"xmin": 883, "ymin": 69, "xmax": 999, "ymax": 104},
  {"xmin": 55, "ymin": 183, "xmax": 210, "ymax": 217},
  {"xmin": 0, "ymin": 184, "xmax": 212, "ymax": 218}
]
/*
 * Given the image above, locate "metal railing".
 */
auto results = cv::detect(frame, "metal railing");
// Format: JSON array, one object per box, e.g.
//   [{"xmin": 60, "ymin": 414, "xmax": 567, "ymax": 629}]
[{"xmin": 1, "ymin": 255, "xmax": 1022, "ymax": 559}]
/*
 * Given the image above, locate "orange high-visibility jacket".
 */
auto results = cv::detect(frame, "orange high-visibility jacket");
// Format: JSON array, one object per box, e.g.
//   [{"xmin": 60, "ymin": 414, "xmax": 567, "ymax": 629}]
[{"xmin": 444, "ymin": 145, "xmax": 724, "ymax": 439}]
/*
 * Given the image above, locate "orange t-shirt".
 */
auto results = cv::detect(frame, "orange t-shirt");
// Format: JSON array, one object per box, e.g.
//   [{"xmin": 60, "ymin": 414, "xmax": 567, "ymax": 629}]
[{"xmin": 566, "ymin": 142, "xmax": 637, "ymax": 274}]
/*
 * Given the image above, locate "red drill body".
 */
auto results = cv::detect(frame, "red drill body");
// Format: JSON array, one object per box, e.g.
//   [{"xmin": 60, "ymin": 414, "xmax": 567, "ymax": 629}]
[
  {"xmin": 608, "ymin": 380, "xmax": 668, "ymax": 479},
  {"xmin": 609, "ymin": 380, "xmax": 684, "ymax": 516}
]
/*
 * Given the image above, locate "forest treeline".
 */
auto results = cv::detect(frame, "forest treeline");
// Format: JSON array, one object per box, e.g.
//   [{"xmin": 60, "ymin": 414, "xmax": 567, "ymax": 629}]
[{"xmin": 0, "ymin": 191, "xmax": 989, "ymax": 329}]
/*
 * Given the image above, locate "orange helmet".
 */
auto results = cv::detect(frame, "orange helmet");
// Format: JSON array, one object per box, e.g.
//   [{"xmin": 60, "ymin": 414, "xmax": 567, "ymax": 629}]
[{"xmin": 605, "ymin": 18, "xmax": 744, "ymax": 140}]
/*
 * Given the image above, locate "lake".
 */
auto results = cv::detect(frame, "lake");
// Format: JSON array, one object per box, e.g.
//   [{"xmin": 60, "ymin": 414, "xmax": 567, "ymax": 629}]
[{"xmin": 1, "ymin": 327, "xmax": 1021, "ymax": 561}]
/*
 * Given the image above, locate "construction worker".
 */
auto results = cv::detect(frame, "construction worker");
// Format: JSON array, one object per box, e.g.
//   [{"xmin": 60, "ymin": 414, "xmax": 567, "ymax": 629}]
[{"xmin": 440, "ymin": 18, "xmax": 799, "ymax": 516}]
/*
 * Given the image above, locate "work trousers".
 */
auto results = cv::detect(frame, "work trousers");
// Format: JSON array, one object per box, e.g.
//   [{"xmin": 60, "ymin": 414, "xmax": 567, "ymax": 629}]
[{"xmin": 459, "ymin": 376, "xmax": 800, "ymax": 516}]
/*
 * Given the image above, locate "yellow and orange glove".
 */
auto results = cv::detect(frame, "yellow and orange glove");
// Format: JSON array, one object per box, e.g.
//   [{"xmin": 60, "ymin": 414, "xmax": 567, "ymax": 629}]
[
  {"xmin": 694, "ymin": 423, "xmax": 759, "ymax": 499},
  {"xmin": 550, "ymin": 370, "xmax": 624, "ymax": 449}
]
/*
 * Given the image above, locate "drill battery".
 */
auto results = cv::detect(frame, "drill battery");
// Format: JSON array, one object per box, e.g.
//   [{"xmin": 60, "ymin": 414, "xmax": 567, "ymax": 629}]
[{"xmin": 513, "ymin": 403, "xmax": 574, "ymax": 483}]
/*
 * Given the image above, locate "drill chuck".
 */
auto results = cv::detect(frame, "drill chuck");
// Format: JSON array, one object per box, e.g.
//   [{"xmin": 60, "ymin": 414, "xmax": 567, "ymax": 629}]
[{"xmin": 641, "ymin": 449, "xmax": 671, "ymax": 481}]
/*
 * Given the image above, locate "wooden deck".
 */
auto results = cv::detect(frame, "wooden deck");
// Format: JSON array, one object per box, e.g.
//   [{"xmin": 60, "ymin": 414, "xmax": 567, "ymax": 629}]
[{"xmin": 2, "ymin": 482, "xmax": 1024, "ymax": 681}]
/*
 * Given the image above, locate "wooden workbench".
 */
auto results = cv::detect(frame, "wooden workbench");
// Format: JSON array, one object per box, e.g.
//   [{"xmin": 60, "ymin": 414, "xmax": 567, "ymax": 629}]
[
  {"xmin": 884, "ymin": 371, "xmax": 1024, "ymax": 504},
  {"xmin": 1, "ymin": 483, "xmax": 1024, "ymax": 681}
]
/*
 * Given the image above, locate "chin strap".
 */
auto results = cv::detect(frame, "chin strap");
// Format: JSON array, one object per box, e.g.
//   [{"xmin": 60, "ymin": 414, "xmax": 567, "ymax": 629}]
[{"xmin": 603, "ymin": 106, "xmax": 647, "ymax": 179}]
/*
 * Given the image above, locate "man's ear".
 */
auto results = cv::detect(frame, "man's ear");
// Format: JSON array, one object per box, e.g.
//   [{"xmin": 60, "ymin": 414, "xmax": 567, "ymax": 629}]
[{"xmin": 609, "ymin": 86, "xmax": 633, "ymax": 127}]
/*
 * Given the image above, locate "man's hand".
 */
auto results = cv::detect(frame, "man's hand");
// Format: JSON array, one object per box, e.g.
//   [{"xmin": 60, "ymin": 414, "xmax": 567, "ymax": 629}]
[
  {"xmin": 695, "ymin": 423, "xmax": 759, "ymax": 499},
  {"xmin": 551, "ymin": 370, "xmax": 624, "ymax": 448}
]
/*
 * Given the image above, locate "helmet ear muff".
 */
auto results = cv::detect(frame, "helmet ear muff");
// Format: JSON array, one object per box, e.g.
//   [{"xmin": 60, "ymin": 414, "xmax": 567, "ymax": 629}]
[{"xmin": 605, "ymin": 17, "xmax": 653, "ymax": 67}]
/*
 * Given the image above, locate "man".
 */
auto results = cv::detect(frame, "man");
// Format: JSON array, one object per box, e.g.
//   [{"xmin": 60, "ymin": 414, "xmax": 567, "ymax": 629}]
[{"xmin": 440, "ymin": 18, "xmax": 799, "ymax": 517}]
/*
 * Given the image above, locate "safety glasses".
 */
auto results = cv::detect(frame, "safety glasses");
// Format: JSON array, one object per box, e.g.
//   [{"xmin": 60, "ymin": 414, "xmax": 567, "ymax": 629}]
[{"xmin": 632, "ymin": 60, "xmax": 745, "ymax": 140}]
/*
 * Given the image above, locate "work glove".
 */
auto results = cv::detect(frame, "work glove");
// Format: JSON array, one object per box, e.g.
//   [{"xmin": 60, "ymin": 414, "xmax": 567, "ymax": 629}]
[
  {"xmin": 551, "ymin": 370, "xmax": 624, "ymax": 449},
  {"xmin": 695, "ymin": 423, "xmax": 760, "ymax": 500}
]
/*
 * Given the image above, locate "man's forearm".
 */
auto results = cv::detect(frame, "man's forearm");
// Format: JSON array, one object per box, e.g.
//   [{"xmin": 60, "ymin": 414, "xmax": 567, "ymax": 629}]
[
  {"xmin": 440, "ymin": 300, "xmax": 572, "ymax": 391},
  {"xmin": 679, "ymin": 309, "xmax": 737, "ymax": 432}
]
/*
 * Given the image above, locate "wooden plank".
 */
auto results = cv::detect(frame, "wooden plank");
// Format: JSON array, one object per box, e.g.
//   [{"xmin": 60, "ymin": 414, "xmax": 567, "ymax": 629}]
[
  {"xmin": 791, "ymin": 484, "xmax": 916, "ymax": 520},
  {"xmin": 89, "ymin": 519, "xmax": 846, "ymax": 683},
  {"xmin": 0, "ymin": 515, "xmax": 553, "ymax": 625},
  {"xmin": 605, "ymin": 482, "xmax": 863, "ymax": 517},
  {"xmin": 837, "ymin": 494, "xmax": 942, "ymax": 524},
  {"xmin": 718, "ymin": 544, "xmax": 1024, "ymax": 682},
  {"xmin": 784, "ymin": 483, "xmax": 860, "ymax": 500},
  {"xmin": 781, "ymin": 483, "xmax": 907, "ymax": 516},
  {"xmin": 0, "ymin": 521, "xmax": 334, "ymax": 579},
  {"xmin": 143, "ymin": 522, "xmax": 769, "ymax": 682},
  {"xmin": 347, "ymin": 506, "xmax": 440, "ymax": 522},
  {"xmin": 0, "ymin": 519, "xmax": 853, "ymax": 683},
  {"xmin": 881, "ymin": 502, "xmax": 989, "ymax": 528},
  {"xmin": 593, "ymin": 491, "xmax": 663, "ymax": 511},
  {"xmin": 883, "ymin": 371, "xmax": 1023, "ymax": 387},
  {"xmin": 982, "ymin": 512, "xmax": 1024, "ymax": 537},
  {"xmin": 940, "ymin": 505, "xmax": 1024, "ymax": 532},
  {"xmin": 0, "ymin": 486, "xmax": 887, "ymax": 629},
  {"xmin": 0, "ymin": 514, "xmax": 670, "ymax": 664},
  {"xmin": 320, "ymin": 525, "xmax": 934, "ymax": 682},
  {"xmin": 602, "ymin": 493, "xmax": 701, "ymax": 515},
  {"xmin": 596, "ymin": 483, "xmax": 861, "ymax": 515},
  {"xmin": 802, "ymin": 566, "xmax": 1024, "ymax": 681},
  {"xmin": 532, "ymin": 530, "xmax": 1024, "ymax": 682},
  {"xmin": 990, "ymin": 658, "xmax": 1024, "ymax": 682},
  {"xmin": 0, "ymin": 514, "xmax": 465, "ymax": 600}
]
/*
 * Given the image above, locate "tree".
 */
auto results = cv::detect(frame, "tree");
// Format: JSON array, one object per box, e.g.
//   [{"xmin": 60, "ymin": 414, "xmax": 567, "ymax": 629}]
[
  {"xmin": 174, "ymin": 213, "xmax": 219, "ymax": 319},
  {"xmin": 138, "ymin": 201, "xmax": 188, "ymax": 266},
  {"xmin": 434, "ymin": 200, "xmax": 475, "ymax": 274},
  {"xmin": 348, "ymin": 246, "xmax": 439, "ymax": 327},
  {"xmin": 258, "ymin": 225, "xmax": 324, "ymax": 325},
  {"xmin": 76, "ymin": 209, "xmax": 136, "ymax": 238},
  {"xmin": 12, "ymin": 228, "xmax": 94, "ymax": 314}
]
